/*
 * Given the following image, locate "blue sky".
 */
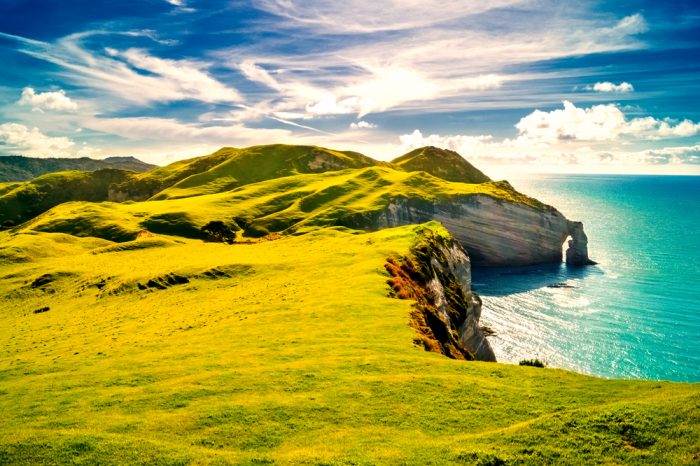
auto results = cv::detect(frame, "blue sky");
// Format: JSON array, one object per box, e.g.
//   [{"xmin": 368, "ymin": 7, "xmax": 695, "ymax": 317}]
[{"xmin": 0, "ymin": 0, "xmax": 698, "ymax": 174}]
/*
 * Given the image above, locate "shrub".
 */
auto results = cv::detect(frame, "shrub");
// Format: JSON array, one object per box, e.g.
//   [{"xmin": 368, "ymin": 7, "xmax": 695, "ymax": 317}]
[
  {"xmin": 201, "ymin": 220, "xmax": 236, "ymax": 243},
  {"xmin": 519, "ymin": 359, "xmax": 545, "ymax": 368}
]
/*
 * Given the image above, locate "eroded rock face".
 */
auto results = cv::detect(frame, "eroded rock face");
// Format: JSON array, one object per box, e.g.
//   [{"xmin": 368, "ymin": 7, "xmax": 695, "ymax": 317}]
[
  {"xmin": 386, "ymin": 230, "xmax": 496, "ymax": 362},
  {"xmin": 565, "ymin": 221, "xmax": 596, "ymax": 265},
  {"xmin": 368, "ymin": 195, "xmax": 592, "ymax": 266},
  {"xmin": 458, "ymin": 294, "xmax": 496, "ymax": 362}
]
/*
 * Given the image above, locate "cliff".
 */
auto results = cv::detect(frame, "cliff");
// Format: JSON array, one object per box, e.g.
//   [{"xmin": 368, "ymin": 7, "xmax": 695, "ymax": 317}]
[
  {"xmin": 386, "ymin": 226, "xmax": 496, "ymax": 361},
  {"xmin": 354, "ymin": 193, "xmax": 593, "ymax": 266}
]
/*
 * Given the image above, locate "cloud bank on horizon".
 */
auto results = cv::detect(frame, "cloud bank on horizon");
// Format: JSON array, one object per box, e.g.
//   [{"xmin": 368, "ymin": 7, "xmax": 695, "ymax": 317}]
[{"xmin": 0, "ymin": 0, "xmax": 698, "ymax": 174}]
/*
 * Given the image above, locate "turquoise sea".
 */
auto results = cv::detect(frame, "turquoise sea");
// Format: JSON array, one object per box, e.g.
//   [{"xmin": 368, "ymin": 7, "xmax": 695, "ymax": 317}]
[{"xmin": 473, "ymin": 174, "xmax": 700, "ymax": 382}]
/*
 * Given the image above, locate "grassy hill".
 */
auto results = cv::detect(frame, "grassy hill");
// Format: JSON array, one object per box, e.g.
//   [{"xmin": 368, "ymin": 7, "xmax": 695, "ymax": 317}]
[
  {"xmin": 18, "ymin": 166, "xmax": 546, "ymax": 242},
  {"xmin": 392, "ymin": 146, "xmax": 491, "ymax": 184},
  {"xmin": 0, "ymin": 144, "xmax": 698, "ymax": 464},
  {"xmin": 0, "ymin": 169, "xmax": 133, "ymax": 227},
  {"xmin": 109, "ymin": 144, "xmax": 378, "ymax": 201},
  {"xmin": 0, "ymin": 224, "xmax": 698, "ymax": 464},
  {"xmin": 0, "ymin": 155, "xmax": 155, "ymax": 182}
]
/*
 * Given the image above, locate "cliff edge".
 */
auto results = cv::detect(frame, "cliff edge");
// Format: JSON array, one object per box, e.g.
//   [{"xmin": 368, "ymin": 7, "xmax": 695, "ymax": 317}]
[{"xmin": 386, "ymin": 225, "xmax": 496, "ymax": 361}]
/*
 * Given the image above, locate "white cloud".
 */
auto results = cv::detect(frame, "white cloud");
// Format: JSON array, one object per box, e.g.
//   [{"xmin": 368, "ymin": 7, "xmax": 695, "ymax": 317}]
[
  {"xmin": 515, "ymin": 101, "xmax": 700, "ymax": 143},
  {"xmin": 164, "ymin": 0, "xmax": 195, "ymax": 13},
  {"xmin": 585, "ymin": 81, "xmax": 634, "ymax": 93},
  {"xmin": 397, "ymin": 128, "xmax": 700, "ymax": 174},
  {"xmin": 349, "ymin": 120, "xmax": 376, "ymax": 130},
  {"xmin": 0, "ymin": 123, "xmax": 75, "ymax": 156},
  {"xmin": 399, "ymin": 129, "xmax": 496, "ymax": 153},
  {"xmin": 19, "ymin": 87, "xmax": 78, "ymax": 112}
]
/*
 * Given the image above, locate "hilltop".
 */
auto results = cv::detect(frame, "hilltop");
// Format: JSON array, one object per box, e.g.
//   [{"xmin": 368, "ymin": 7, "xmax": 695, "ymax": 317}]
[
  {"xmin": 392, "ymin": 146, "xmax": 491, "ymax": 184},
  {"xmin": 0, "ymin": 143, "xmax": 696, "ymax": 464},
  {"xmin": 0, "ymin": 155, "xmax": 156, "ymax": 182}
]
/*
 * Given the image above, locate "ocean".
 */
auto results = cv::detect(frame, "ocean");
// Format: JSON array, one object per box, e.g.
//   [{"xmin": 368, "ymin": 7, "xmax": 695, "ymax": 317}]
[{"xmin": 473, "ymin": 174, "xmax": 700, "ymax": 382}]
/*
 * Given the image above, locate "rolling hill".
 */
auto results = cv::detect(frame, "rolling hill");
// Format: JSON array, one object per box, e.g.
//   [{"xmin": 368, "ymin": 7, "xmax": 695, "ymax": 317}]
[
  {"xmin": 0, "ymin": 155, "xmax": 155, "ymax": 182},
  {"xmin": 0, "ymin": 144, "xmax": 697, "ymax": 464},
  {"xmin": 392, "ymin": 146, "xmax": 491, "ymax": 184},
  {"xmin": 108, "ymin": 144, "xmax": 379, "ymax": 201}
]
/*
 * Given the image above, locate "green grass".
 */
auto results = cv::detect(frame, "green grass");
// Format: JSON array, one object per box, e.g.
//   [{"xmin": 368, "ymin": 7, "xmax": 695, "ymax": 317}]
[
  {"xmin": 20, "ymin": 166, "xmax": 550, "ymax": 243},
  {"xmin": 0, "ymin": 224, "xmax": 698, "ymax": 464},
  {"xmin": 0, "ymin": 169, "xmax": 132, "ymax": 226},
  {"xmin": 0, "ymin": 182, "xmax": 23, "ymax": 197},
  {"xmin": 1, "ymin": 144, "xmax": 698, "ymax": 464},
  {"xmin": 392, "ymin": 146, "xmax": 491, "ymax": 184},
  {"xmin": 109, "ymin": 144, "xmax": 378, "ymax": 202},
  {"xmin": 0, "ymin": 145, "xmax": 545, "ymax": 233}
]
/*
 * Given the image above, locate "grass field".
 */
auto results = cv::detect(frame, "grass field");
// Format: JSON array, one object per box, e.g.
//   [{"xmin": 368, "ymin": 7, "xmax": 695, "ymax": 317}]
[
  {"xmin": 16, "ymin": 166, "xmax": 549, "ymax": 245},
  {"xmin": 1, "ymin": 224, "xmax": 698, "ymax": 465}
]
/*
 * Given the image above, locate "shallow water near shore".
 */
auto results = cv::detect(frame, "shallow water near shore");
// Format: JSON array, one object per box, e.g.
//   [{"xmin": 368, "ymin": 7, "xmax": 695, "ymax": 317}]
[{"xmin": 474, "ymin": 174, "xmax": 700, "ymax": 382}]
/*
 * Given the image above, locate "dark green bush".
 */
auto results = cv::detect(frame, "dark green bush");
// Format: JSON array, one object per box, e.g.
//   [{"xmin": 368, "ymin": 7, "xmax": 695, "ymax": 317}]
[
  {"xmin": 201, "ymin": 220, "xmax": 236, "ymax": 243},
  {"xmin": 519, "ymin": 359, "xmax": 545, "ymax": 368}
]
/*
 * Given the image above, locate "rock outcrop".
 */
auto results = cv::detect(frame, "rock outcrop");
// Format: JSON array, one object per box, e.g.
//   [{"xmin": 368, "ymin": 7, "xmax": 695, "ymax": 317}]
[
  {"xmin": 357, "ymin": 194, "xmax": 593, "ymax": 266},
  {"xmin": 565, "ymin": 221, "xmax": 597, "ymax": 265},
  {"xmin": 386, "ymin": 227, "xmax": 496, "ymax": 361}
]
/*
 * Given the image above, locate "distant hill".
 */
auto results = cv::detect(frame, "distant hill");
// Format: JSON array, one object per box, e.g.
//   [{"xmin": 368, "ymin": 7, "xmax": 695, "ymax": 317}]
[
  {"xmin": 0, "ymin": 169, "xmax": 133, "ymax": 228},
  {"xmin": 392, "ymin": 146, "xmax": 491, "ymax": 184},
  {"xmin": 0, "ymin": 155, "xmax": 156, "ymax": 182},
  {"xmin": 109, "ymin": 144, "xmax": 379, "ymax": 201},
  {"xmin": 0, "ymin": 144, "xmax": 504, "ymax": 231}
]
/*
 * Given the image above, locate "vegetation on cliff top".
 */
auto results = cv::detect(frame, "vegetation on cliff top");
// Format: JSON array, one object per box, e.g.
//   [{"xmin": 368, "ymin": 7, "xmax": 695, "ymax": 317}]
[{"xmin": 0, "ymin": 223, "xmax": 698, "ymax": 464}]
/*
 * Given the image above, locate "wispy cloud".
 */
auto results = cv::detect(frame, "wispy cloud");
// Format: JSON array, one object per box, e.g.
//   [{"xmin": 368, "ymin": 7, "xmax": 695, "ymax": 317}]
[
  {"xmin": 222, "ymin": 10, "xmax": 651, "ymax": 121},
  {"xmin": 252, "ymin": 0, "xmax": 525, "ymax": 33},
  {"xmin": 0, "ymin": 31, "xmax": 240, "ymax": 106}
]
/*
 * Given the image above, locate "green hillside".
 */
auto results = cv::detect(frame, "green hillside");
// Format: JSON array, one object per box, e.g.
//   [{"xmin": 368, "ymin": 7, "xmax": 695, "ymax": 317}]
[
  {"xmin": 0, "ymin": 224, "xmax": 698, "ymax": 464},
  {"xmin": 0, "ymin": 144, "xmax": 698, "ymax": 464},
  {"xmin": 0, "ymin": 155, "xmax": 155, "ymax": 182},
  {"xmin": 19, "ymin": 166, "xmax": 546, "ymax": 242},
  {"xmin": 392, "ymin": 146, "xmax": 491, "ymax": 184},
  {"xmin": 109, "ymin": 144, "xmax": 378, "ymax": 201},
  {"xmin": 0, "ymin": 169, "xmax": 133, "ymax": 227}
]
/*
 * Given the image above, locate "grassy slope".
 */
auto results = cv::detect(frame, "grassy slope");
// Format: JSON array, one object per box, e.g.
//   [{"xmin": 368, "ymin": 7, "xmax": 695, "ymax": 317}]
[
  {"xmin": 107, "ymin": 145, "xmax": 377, "ymax": 202},
  {"xmin": 0, "ymin": 155, "xmax": 156, "ymax": 183},
  {"xmin": 21, "ymin": 166, "xmax": 549, "ymax": 242},
  {"xmin": 0, "ymin": 145, "xmax": 528, "ymax": 231},
  {"xmin": 0, "ymin": 224, "xmax": 697, "ymax": 465},
  {"xmin": 0, "ymin": 169, "xmax": 133, "ymax": 226},
  {"xmin": 153, "ymin": 144, "xmax": 377, "ymax": 200},
  {"xmin": 392, "ymin": 146, "xmax": 491, "ymax": 184}
]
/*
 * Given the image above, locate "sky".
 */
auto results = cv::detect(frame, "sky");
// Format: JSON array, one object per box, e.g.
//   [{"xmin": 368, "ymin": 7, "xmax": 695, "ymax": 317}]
[{"xmin": 0, "ymin": 0, "xmax": 699, "ymax": 175}]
